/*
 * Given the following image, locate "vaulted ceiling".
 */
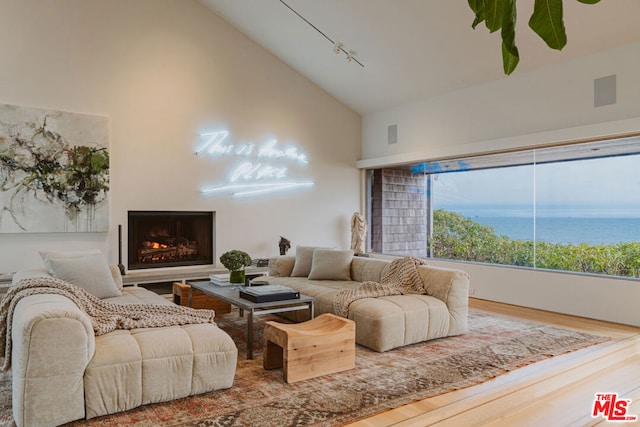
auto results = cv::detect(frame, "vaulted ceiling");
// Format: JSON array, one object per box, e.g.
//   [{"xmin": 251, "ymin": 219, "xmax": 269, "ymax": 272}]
[{"xmin": 201, "ymin": 0, "xmax": 640, "ymax": 115}]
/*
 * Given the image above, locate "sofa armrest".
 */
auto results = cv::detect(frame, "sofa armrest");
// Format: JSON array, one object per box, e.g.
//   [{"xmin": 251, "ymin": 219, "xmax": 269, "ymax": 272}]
[
  {"xmin": 420, "ymin": 266, "xmax": 469, "ymax": 336},
  {"xmin": 11, "ymin": 268, "xmax": 51, "ymax": 284},
  {"xmin": 11, "ymin": 294, "xmax": 95, "ymax": 427},
  {"xmin": 268, "ymin": 255, "xmax": 295, "ymax": 277}
]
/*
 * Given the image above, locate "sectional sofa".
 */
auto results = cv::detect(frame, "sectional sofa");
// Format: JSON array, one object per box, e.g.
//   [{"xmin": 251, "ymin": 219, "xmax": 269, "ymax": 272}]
[
  {"xmin": 7, "ymin": 251, "xmax": 237, "ymax": 427},
  {"xmin": 266, "ymin": 247, "xmax": 470, "ymax": 352}
]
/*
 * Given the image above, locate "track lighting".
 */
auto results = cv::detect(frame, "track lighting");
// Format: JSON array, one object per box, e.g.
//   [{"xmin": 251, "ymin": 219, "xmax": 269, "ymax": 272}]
[{"xmin": 280, "ymin": 0, "xmax": 365, "ymax": 68}]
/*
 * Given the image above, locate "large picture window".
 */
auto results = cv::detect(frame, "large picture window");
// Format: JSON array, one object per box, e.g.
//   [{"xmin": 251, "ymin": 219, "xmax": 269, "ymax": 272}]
[{"xmin": 367, "ymin": 136, "xmax": 640, "ymax": 278}]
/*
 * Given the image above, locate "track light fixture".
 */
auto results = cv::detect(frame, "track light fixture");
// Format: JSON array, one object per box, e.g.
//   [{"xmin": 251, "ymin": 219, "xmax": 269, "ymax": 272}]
[{"xmin": 280, "ymin": 0, "xmax": 365, "ymax": 68}]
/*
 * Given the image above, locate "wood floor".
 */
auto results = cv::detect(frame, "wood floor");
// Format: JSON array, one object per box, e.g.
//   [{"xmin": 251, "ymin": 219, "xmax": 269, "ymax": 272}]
[{"xmin": 347, "ymin": 298, "xmax": 640, "ymax": 427}]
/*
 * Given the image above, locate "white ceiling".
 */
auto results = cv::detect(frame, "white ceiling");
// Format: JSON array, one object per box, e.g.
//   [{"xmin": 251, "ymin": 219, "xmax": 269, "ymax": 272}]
[{"xmin": 201, "ymin": 0, "xmax": 640, "ymax": 115}]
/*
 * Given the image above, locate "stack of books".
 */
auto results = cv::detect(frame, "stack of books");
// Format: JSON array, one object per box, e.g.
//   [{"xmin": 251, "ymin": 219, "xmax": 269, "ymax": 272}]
[
  {"xmin": 239, "ymin": 285, "xmax": 300, "ymax": 303},
  {"xmin": 209, "ymin": 273, "xmax": 233, "ymax": 286}
]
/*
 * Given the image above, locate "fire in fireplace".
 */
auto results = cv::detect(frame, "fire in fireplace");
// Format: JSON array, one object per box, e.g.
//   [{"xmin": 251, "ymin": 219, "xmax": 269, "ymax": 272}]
[{"xmin": 128, "ymin": 211, "xmax": 215, "ymax": 270}]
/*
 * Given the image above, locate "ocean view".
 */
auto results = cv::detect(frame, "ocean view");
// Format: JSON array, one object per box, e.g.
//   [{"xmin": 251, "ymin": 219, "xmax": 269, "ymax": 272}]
[{"xmin": 470, "ymin": 216, "xmax": 640, "ymax": 245}]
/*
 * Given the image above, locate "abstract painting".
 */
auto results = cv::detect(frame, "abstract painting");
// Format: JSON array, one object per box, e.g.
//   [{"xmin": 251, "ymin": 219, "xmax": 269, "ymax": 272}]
[{"xmin": 0, "ymin": 104, "xmax": 109, "ymax": 233}]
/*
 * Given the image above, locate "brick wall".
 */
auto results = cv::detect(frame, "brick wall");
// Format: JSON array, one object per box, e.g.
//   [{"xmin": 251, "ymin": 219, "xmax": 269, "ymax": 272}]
[{"xmin": 371, "ymin": 169, "xmax": 427, "ymax": 257}]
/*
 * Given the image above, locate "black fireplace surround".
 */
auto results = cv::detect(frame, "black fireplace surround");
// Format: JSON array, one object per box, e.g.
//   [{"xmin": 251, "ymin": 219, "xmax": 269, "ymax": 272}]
[{"xmin": 128, "ymin": 211, "xmax": 215, "ymax": 270}]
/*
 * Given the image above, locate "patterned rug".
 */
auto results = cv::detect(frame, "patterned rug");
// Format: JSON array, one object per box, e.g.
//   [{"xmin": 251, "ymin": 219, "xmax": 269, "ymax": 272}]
[{"xmin": 0, "ymin": 309, "xmax": 608, "ymax": 427}]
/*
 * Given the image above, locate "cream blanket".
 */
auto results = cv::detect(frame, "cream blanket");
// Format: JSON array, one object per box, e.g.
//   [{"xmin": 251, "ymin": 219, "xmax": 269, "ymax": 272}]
[
  {"xmin": 333, "ymin": 257, "xmax": 426, "ymax": 317},
  {"xmin": 0, "ymin": 277, "xmax": 216, "ymax": 371}
]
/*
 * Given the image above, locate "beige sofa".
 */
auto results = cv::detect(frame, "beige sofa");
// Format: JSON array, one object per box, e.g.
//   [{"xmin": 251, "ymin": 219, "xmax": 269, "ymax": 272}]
[
  {"xmin": 267, "ymin": 253, "xmax": 469, "ymax": 352},
  {"xmin": 9, "ymin": 266, "xmax": 237, "ymax": 427}
]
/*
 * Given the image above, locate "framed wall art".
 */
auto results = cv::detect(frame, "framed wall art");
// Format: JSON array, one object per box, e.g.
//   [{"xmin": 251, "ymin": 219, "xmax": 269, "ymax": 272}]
[{"xmin": 0, "ymin": 103, "xmax": 109, "ymax": 233}]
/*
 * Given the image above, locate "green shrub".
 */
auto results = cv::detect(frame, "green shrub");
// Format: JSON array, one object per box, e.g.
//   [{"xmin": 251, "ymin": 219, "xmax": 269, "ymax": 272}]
[{"xmin": 432, "ymin": 209, "xmax": 640, "ymax": 278}]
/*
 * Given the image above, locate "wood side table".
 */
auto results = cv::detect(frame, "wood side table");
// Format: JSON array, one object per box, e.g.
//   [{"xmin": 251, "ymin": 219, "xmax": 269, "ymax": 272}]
[{"xmin": 172, "ymin": 282, "xmax": 231, "ymax": 314}]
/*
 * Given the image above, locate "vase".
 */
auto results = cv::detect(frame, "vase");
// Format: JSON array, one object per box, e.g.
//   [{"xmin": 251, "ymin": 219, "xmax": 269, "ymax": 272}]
[{"xmin": 229, "ymin": 269, "xmax": 245, "ymax": 284}]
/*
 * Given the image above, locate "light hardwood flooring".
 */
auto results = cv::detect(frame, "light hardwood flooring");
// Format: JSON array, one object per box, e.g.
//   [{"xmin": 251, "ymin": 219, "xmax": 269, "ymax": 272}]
[{"xmin": 348, "ymin": 298, "xmax": 640, "ymax": 427}]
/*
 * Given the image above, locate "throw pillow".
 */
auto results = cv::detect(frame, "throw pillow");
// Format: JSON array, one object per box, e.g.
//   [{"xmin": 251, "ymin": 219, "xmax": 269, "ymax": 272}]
[
  {"xmin": 47, "ymin": 253, "xmax": 122, "ymax": 298},
  {"xmin": 291, "ymin": 246, "xmax": 318, "ymax": 277},
  {"xmin": 108, "ymin": 264, "xmax": 124, "ymax": 291},
  {"xmin": 39, "ymin": 249, "xmax": 102, "ymax": 274},
  {"xmin": 308, "ymin": 249, "xmax": 354, "ymax": 281}
]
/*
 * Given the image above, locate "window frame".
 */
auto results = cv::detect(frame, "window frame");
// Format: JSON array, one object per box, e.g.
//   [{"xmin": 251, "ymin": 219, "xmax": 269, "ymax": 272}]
[{"xmin": 366, "ymin": 135, "xmax": 640, "ymax": 279}]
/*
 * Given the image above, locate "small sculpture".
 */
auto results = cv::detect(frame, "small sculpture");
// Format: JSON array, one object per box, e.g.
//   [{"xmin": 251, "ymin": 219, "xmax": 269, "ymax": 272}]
[
  {"xmin": 279, "ymin": 236, "xmax": 291, "ymax": 255},
  {"xmin": 350, "ymin": 212, "xmax": 367, "ymax": 254}
]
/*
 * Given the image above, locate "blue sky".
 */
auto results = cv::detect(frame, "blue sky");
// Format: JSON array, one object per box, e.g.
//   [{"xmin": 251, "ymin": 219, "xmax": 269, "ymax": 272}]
[{"xmin": 432, "ymin": 154, "xmax": 640, "ymax": 217}]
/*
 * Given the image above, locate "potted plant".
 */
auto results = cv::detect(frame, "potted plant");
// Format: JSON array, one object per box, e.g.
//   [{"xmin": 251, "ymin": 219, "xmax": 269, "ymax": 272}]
[{"xmin": 219, "ymin": 250, "xmax": 252, "ymax": 284}]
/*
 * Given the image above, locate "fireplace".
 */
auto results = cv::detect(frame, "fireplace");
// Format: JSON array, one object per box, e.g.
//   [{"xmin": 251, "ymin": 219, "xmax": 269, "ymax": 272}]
[{"xmin": 128, "ymin": 211, "xmax": 215, "ymax": 270}]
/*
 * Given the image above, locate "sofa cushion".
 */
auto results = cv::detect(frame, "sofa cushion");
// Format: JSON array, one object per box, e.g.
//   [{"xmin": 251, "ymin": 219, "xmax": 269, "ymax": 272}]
[
  {"xmin": 268, "ymin": 255, "xmax": 295, "ymax": 277},
  {"xmin": 39, "ymin": 249, "xmax": 102, "ymax": 274},
  {"xmin": 13, "ymin": 265, "xmax": 124, "ymax": 292},
  {"xmin": 291, "ymin": 246, "xmax": 317, "ymax": 277},
  {"xmin": 84, "ymin": 323, "xmax": 237, "ymax": 418},
  {"xmin": 104, "ymin": 286, "xmax": 172, "ymax": 305},
  {"xmin": 47, "ymin": 253, "xmax": 122, "ymax": 298},
  {"xmin": 348, "ymin": 294, "xmax": 450, "ymax": 351},
  {"xmin": 350, "ymin": 257, "xmax": 390, "ymax": 282},
  {"xmin": 308, "ymin": 249, "xmax": 353, "ymax": 280}
]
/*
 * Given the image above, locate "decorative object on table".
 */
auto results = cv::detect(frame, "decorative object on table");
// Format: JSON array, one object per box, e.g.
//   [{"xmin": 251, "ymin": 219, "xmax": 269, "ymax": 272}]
[
  {"xmin": 209, "ymin": 273, "xmax": 232, "ymax": 286},
  {"xmin": 219, "ymin": 250, "xmax": 252, "ymax": 284},
  {"xmin": 239, "ymin": 284, "xmax": 299, "ymax": 303},
  {"xmin": 253, "ymin": 258, "xmax": 269, "ymax": 267},
  {"xmin": 0, "ymin": 103, "xmax": 110, "ymax": 233},
  {"xmin": 350, "ymin": 212, "xmax": 367, "ymax": 254},
  {"xmin": 278, "ymin": 236, "xmax": 291, "ymax": 255},
  {"xmin": 244, "ymin": 272, "xmax": 267, "ymax": 286},
  {"xmin": 248, "ymin": 276, "xmax": 269, "ymax": 286}
]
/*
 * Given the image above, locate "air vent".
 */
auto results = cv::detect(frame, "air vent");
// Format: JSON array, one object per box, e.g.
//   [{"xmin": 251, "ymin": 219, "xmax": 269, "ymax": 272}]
[
  {"xmin": 388, "ymin": 124, "xmax": 398, "ymax": 145},
  {"xmin": 594, "ymin": 74, "xmax": 616, "ymax": 107}
]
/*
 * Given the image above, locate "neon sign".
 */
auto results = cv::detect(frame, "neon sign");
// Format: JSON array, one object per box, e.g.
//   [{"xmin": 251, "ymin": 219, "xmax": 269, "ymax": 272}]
[{"xmin": 196, "ymin": 130, "xmax": 313, "ymax": 198}]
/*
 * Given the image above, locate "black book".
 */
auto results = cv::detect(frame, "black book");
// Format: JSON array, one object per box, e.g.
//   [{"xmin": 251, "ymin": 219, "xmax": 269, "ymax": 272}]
[{"xmin": 239, "ymin": 290, "xmax": 300, "ymax": 303}]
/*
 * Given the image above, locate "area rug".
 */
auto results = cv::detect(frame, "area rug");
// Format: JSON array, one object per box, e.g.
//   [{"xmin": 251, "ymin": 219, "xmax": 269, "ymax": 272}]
[{"xmin": 0, "ymin": 309, "xmax": 608, "ymax": 427}]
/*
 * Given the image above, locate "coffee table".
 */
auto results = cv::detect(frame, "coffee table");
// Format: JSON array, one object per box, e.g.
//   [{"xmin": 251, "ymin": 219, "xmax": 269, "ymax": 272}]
[{"xmin": 187, "ymin": 280, "xmax": 315, "ymax": 359}]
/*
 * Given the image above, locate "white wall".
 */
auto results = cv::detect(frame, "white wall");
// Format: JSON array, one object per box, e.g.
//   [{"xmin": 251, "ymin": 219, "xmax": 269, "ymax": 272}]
[
  {"xmin": 0, "ymin": 0, "xmax": 361, "ymax": 273},
  {"xmin": 360, "ymin": 41, "xmax": 640, "ymax": 327},
  {"xmin": 360, "ymin": 41, "xmax": 640, "ymax": 166},
  {"xmin": 431, "ymin": 260, "xmax": 640, "ymax": 327}
]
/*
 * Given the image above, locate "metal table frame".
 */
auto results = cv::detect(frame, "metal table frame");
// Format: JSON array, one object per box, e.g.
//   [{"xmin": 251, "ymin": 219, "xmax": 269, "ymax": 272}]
[{"xmin": 187, "ymin": 280, "xmax": 314, "ymax": 359}]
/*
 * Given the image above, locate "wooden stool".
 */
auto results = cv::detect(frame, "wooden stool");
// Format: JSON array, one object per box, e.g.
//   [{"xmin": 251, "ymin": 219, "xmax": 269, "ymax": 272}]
[
  {"xmin": 172, "ymin": 282, "xmax": 231, "ymax": 314},
  {"xmin": 263, "ymin": 313, "xmax": 355, "ymax": 383}
]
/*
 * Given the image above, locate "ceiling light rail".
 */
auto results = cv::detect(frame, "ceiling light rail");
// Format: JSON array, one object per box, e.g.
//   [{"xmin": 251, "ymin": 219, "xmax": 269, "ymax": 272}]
[{"xmin": 279, "ymin": 0, "xmax": 364, "ymax": 68}]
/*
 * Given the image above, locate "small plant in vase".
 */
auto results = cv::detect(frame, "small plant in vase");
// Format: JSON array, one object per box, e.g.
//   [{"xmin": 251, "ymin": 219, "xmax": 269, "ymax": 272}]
[{"xmin": 219, "ymin": 250, "xmax": 252, "ymax": 285}]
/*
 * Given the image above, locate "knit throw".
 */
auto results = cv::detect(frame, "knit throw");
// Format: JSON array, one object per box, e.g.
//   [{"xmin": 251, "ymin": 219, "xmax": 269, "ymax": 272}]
[
  {"xmin": 333, "ymin": 257, "xmax": 426, "ymax": 317},
  {"xmin": 0, "ymin": 277, "xmax": 216, "ymax": 371}
]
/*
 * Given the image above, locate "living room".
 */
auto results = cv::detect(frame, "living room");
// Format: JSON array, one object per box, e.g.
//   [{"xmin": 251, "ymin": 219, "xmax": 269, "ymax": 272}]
[
  {"xmin": 2, "ymin": 0, "xmax": 640, "ymax": 327},
  {"xmin": 1, "ymin": 0, "xmax": 640, "ymax": 426}
]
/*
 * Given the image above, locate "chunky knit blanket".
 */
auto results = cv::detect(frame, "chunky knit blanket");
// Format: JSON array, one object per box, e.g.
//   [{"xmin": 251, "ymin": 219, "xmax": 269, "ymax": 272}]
[
  {"xmin": 0, "ymin": 277, "xmax": 216, "ymax": 371},
  {"xmin": 333, "ymin": 257, "xmax": 426, "ymax": 317}
]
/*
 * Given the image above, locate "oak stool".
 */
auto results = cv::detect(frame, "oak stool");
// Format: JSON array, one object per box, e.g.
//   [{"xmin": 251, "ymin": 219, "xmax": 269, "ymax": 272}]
[{"xmin": 263, "ymin": 313, "xmax": 356, "ymax": 383}]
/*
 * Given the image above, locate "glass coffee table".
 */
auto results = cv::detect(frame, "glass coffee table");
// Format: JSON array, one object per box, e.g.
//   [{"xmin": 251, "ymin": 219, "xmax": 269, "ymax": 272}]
[{"xmin": 187, "ymin": 280, "xmax": 315, "ymax": 359}]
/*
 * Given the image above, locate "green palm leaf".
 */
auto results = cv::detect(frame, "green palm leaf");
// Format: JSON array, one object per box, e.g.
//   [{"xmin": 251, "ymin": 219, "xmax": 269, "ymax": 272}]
[{"xmin": 529, "ymin": 0, "xmax": 567, "ymax": 50}]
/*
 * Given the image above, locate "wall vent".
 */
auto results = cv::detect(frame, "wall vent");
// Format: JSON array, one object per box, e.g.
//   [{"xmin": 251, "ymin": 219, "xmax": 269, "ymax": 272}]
[
  {"xmin": 388, "ymin": 124, "xmax": 398, "ymax": 145},
  {"xmin": 594, "ymin": 74, "xmax": 616, "ymax": 107}
]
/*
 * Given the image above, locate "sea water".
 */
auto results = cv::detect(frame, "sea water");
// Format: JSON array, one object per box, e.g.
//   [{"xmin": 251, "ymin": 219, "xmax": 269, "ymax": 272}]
[{"xmin": 470, "ymin": 216, "xmax": 640, "ymax": 245}]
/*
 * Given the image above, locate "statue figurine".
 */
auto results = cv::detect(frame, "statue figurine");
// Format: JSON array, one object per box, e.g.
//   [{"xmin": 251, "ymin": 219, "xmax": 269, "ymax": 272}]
[
  {"xmin": 279, "ymin": 236, "xmax": 291, "ymax": 255},
  {"xmin": 350, "ymin": 212, "xmax": 367, "ymax": 254}
]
